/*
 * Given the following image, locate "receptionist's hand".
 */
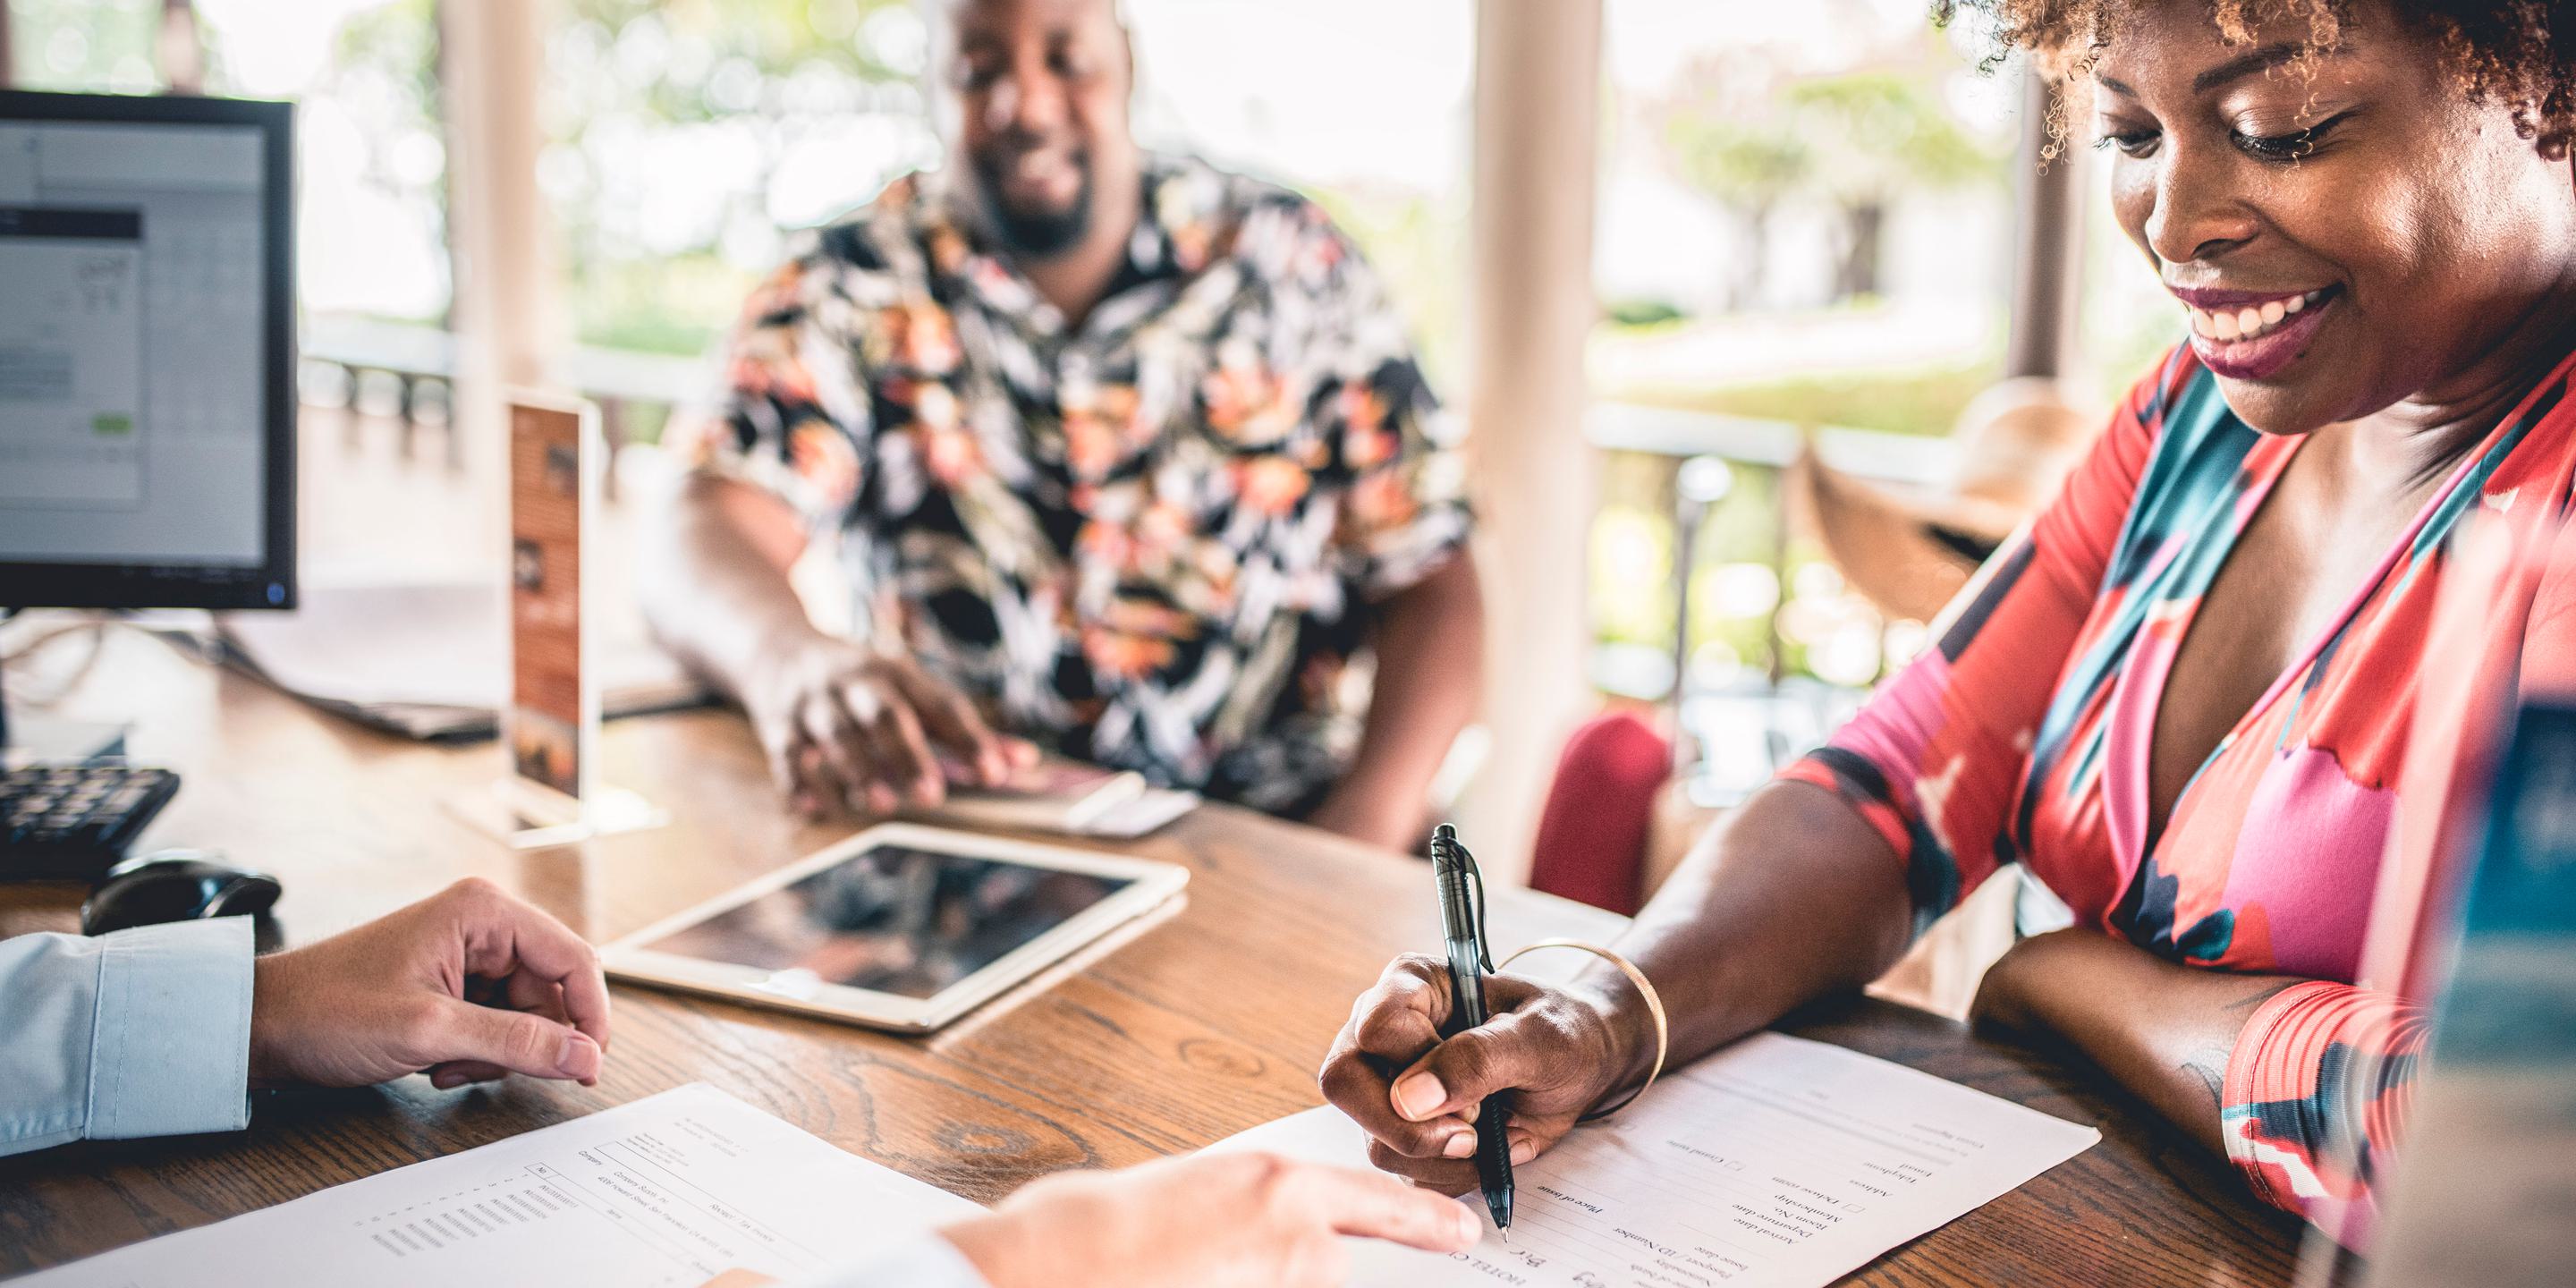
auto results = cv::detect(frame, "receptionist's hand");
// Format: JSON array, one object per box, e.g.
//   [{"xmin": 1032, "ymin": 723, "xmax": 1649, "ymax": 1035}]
[
  {"xmin": 744, "ymin": 633, "xmax": 1037, "ymax": 818},
  {"xmin": 248, "ymin": 877, "xmax": 610, "ymax": 1091},
  {"xmin": 942, "ymin": 1151, "xmax": 1481, "ymax": 1288},
  {"xmin": 1318, "ymin": 953, "xmax": 1645, "ymax": 1193}
]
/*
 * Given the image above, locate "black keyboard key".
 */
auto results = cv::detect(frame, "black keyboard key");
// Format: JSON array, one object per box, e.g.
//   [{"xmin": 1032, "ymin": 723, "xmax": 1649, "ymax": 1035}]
[{"xmin": 2, "ymin": 763, "xmax": 182, "ymax": 883}]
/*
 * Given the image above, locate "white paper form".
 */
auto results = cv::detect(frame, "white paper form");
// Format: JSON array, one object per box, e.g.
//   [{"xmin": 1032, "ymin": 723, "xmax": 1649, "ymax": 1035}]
[
  {"xmin": 24, "ymin": 1084, "xmax": 981, "ymax": 1288},
  {"xmin": 1212, "ymin": 1033, "xmax": 2100, "ymax": 1288}
]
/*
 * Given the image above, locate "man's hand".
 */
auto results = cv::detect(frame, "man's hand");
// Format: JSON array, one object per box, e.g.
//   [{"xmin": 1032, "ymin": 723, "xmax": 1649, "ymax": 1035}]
[
  {"xmin": 743, "ymin": 634, "xmax": 1037, "ymax": 818},
  {"xmin": 248, "ymin": 877, "xmax": 610, "ymax": 1091},
  {"xmin": 942, "ymin": 1152, "xmax": 1482, "ymax": 1288}
]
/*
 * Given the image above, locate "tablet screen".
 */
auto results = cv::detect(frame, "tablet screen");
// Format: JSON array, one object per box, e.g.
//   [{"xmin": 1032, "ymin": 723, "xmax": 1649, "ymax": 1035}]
[{"xmin": 640, "ymin": 844, "xmax": 1136, "ymax": 999}]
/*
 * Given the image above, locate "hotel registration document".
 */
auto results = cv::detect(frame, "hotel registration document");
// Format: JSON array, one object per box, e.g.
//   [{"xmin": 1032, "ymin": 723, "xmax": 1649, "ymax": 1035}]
[
  {"xmin": 21, "ymin": 1084, "xmax": 978, "ymax": 1287},
  {"xmin": 1216, "ymin": 1033, "xmax": 2100, "ymax": 1287}
]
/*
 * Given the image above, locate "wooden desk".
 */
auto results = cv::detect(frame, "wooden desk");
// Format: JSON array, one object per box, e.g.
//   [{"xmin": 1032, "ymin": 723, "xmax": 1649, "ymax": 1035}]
[{"xmin": 0, "ymin": 632, "xmax": 2313, "ymax": 1284}]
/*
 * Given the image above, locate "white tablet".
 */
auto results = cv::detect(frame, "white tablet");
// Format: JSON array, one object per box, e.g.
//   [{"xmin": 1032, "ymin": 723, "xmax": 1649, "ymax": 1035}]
[{"xmin": 601, "ymin": 823, "xmax": 1189, "ymax": 1032}]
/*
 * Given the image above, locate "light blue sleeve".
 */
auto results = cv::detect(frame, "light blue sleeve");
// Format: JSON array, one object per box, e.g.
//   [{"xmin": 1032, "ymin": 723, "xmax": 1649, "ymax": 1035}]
[
  {"xmin": 0, "ymin": 918, "xmax": 256, "ymax": 1157},
  {"xmin": 781, "ymin": 1235, "xmax": 994, "ymax": 1288}
]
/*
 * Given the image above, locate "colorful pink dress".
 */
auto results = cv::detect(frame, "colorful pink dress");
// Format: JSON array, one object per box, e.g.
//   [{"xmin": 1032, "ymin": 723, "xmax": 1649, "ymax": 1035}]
[{"xmin": 1783, "ymin": 346, "xmax": 2576, "ymax": 1238}]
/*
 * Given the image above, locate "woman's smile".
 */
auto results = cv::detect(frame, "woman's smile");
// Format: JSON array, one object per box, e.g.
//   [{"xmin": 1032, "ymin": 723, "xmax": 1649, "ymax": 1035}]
[{"xmin": 2173, "ymin": 284, "xmax": 2344, "ymax": 381}]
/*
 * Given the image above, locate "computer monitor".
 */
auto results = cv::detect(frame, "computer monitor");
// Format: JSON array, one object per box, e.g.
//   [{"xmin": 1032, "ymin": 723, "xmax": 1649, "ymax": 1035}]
[{"xmin": 0, "ymin": 90, "xmax": 295, "ymax": 613}]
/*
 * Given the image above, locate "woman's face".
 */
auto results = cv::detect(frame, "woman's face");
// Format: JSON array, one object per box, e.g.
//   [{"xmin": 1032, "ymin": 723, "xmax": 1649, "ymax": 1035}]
[{"xmin": 2095, "ymin": 2, "xmax": 2576, "ymax": 435}]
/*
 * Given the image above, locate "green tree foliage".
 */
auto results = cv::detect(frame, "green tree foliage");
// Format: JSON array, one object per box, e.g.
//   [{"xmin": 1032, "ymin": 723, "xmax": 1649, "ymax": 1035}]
[
  {"xmin": 549, "ymin": 0, "xmax": 928, "ymax": 354},
  {"xmin": 5, "ymin": 0, "xmax": 161, "ymax": 91},
  {"xmin": 1661, "ymin": 48, "xmax": 2000, "ymax": 306},
  {"xmin": 1781, "ymin": 71, "xmax": 1996, "ymax": 299},
  {"xmin": 318, "ymin": 0, "xmax": 450, "ymax": 324},
  {"xmin": 559, "ymin": 0, "xmax": 912, "ymax": 122},
  {"xmin": 1784, "ymin": 72, "xmax": 1991, "ymax": 199},
  {"xmin": 1670, "ymin": 126, "xmax": 1808, "ymax": 309}
]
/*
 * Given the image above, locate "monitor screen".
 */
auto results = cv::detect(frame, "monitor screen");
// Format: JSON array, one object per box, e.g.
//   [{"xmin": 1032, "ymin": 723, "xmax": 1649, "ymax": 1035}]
[{"xmin": 0, "ymin": 92, "xmax": 292, "ymax": 610}]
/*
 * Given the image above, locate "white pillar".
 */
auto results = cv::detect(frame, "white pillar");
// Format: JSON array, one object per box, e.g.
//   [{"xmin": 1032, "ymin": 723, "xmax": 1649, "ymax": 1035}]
[
  {"xmin": 443, "ymin": 0, "xmax": 558, "ymax": 390},
  {"xmin": 438, "ymin": 0, "xmax": 563, "ymax": 554},
  {"xmin": 1453, "ymin": 0, "xmax": 1603, "ymax": 885}
]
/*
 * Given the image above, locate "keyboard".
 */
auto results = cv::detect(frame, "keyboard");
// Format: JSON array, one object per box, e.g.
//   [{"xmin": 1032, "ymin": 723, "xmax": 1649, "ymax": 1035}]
[{"xmin": 2, "ymin": 763, "xmax": 181, "ymax": 882}]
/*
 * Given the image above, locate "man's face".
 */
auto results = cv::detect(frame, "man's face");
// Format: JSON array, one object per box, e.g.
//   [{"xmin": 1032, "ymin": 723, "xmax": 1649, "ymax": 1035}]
[{"xmin": 944, "ymin": 0, "xmax": 1135, "ymax": 259}]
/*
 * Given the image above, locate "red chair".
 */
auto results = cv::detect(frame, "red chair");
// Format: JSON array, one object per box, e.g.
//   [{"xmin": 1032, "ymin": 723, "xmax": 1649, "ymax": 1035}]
[{"xmin": 1527, "ymin": 711, "xmax": 1672, "ymax": 915}]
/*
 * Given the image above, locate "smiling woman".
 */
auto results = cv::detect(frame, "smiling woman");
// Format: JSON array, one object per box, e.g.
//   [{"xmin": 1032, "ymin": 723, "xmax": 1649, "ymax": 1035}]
[
  {"xmin": 1944, "ymin": 1, "xmax": 2576, "ymax": 145},
  {"xmin": 1812, "ymin": 0, "xmax": 2576, "ymax": 1238},
  {"xmin": 1953, "ymin": 0, "xmax": 2576, "ymax": 436},
  {"xmin": 1318, "ymin": 0, "xmax": 2576, "ymax": 1259}
]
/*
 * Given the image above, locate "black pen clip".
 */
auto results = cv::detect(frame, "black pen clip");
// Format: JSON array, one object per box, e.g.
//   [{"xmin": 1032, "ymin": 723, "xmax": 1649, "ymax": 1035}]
[
  {"xmin": 1468, "ymin": 850, "xmax": 1494, "ymax": 973},
  {"xmin": 1432, "ymin": 826, "xmax": 1496, "ymax": 974}
]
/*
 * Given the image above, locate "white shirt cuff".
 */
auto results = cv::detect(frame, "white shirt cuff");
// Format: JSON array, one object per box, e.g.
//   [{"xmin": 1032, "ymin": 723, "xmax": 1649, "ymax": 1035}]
[{"xmin": 85, "ymin": 918, "xmax": 256, "ymax": 1140}]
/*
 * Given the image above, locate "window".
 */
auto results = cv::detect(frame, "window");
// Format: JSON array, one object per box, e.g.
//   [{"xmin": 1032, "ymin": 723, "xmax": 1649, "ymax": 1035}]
[
  {"xmin": 200, "ymin": 0, "xmax": 451, "ymax": 325},
  {"xmin": 540, "ymin": 0, "xmax": 937, "ymax": 358},
  {"xmin": 1589, "ymin": 0, "xmax": 2017, "ymax": 795},
  {"xmin": 9, "ymin": 0, "xmax": 453, "ymax": 325}
]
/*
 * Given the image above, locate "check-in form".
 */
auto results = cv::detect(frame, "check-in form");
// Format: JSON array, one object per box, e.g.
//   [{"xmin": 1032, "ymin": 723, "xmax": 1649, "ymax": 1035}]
[
  {"xmin": 23, "ymin": 1084, "xmax": 979, "ymax": 1288},
  {"xmin": 1216, "ymin": 1033, "xmax": 2100, "ymax": 1288}
]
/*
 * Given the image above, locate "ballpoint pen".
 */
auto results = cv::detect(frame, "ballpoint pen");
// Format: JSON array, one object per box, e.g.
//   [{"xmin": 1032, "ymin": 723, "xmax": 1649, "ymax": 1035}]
[{"xmin": 1430, "ymin": 823, "xmax": 1513, "ymax": 1240}]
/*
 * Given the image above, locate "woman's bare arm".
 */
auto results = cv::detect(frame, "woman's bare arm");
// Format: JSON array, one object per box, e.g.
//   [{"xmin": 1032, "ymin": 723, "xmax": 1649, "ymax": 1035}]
[{"xmin": 1970, "ymin": 928, "xmax": 2302, "ymax": 1154}]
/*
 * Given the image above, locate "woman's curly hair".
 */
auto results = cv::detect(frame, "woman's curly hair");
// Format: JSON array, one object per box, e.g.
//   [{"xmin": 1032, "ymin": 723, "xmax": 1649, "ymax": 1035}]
[{"xmin": 1934, "ymin": 1, "xmax": 2576, "ymax": 156}]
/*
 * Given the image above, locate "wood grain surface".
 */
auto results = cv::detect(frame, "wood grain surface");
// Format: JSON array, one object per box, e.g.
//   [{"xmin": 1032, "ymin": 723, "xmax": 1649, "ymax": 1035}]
[{"xmin": 0, "ymin": 631, "xmax": 2318, "ymax": 1284}]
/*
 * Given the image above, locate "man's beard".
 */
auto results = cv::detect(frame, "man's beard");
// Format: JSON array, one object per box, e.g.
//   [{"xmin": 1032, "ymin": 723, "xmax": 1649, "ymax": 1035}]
[{"xmin": 973, "ymin": 155, "xmax": 1095, "ymax": 259}]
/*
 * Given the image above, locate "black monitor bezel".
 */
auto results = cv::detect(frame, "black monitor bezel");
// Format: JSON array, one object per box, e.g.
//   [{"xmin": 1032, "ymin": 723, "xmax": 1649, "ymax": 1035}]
[{"xmin": 0, "ymin": 89, "xmax": 296, "ymax": 612}]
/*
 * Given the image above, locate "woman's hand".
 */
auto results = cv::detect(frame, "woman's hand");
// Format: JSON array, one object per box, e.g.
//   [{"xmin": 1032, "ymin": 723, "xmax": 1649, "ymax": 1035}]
[
  {"xmin": 943, "ymin": 1152, "xmax": 1480, "ymax": 1288},
  {"xmin": 1318, "ymin": 953, "xmax": 1643, "ymax": 1193}
]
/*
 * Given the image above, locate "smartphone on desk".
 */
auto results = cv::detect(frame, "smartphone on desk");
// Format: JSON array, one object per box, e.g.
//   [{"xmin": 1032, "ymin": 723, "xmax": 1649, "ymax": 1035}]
[{"xmin": 933, "ymin": 757, "xmax": 1151, "ymax": 833}]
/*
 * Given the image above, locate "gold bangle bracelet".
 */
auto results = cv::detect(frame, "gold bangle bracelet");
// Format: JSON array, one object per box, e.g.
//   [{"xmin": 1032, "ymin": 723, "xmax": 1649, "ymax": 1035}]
[{"xmin": 1496, "ymin": 937, "xmax": 1670, "ymax": 1122}]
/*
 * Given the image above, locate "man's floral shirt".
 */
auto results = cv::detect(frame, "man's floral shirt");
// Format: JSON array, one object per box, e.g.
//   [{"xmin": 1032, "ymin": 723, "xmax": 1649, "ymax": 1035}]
[{"xmin": 681, "ymin": 153, "xmax": 1471, "ymax": 814}]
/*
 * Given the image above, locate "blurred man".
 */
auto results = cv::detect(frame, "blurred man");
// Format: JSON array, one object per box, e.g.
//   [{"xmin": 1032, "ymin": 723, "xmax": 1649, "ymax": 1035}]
[
  {"xmin": 1, "ymin": 881, "xmax": 1479, "ymax": 1285},
  {"xmin": 648, "ymin": 0, "xmax": 1481, "ymax": 851}
]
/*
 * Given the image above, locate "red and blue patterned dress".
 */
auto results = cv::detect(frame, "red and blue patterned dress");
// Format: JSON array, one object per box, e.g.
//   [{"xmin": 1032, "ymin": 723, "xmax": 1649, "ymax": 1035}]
[{"xmin": 1783, "ymin": 345, "xmax": 2576, "ymax": 1241}]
